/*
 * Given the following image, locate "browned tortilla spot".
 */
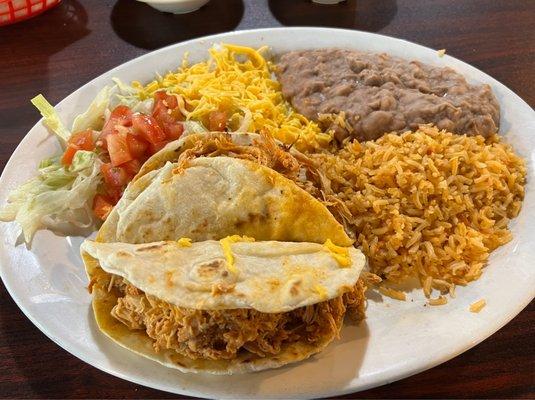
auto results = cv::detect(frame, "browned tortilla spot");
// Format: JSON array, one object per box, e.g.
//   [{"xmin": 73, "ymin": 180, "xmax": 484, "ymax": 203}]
[
  {"xmin": 290, "ymin": 280, "xmax": 302, "ymax": 296},
  {"xmin": 136, "ymin": 243, "xmax": 165, "ymax": 252},
  {"xmin": 197, "ymin": 260, "xmax": 225, "ymax": 279}
]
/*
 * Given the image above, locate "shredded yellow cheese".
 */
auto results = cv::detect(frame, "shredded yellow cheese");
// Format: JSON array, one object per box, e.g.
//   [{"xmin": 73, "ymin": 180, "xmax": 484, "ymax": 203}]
[
  {"xmin": 219, "ymin": 235, "xmax": 255, "ymax": 274},
  {"xmin": 437, "ymin": 48, "xmax": 446, "ymax": 57},
  {"xmin": 177, "ymin": 237, "xmax": 192, "ymax": 247},
  {"xmin": 132, "ymin": 44, "xmax": 331, "ymax": 150},
  {"xmin": 323, "ymin": 239, "xmax": 352, "ymax": 267}
]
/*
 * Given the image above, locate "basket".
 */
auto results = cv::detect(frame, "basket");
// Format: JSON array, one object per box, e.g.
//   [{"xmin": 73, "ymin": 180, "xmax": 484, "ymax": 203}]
[{"xmin": 0, "ymin": 0, "xmax": 61, "ymax": 26}]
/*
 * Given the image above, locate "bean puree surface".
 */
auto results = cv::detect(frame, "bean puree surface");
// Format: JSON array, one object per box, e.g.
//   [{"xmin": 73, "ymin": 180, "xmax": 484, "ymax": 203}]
[{"xmin": 276, "ymin": 49, "xmax": 500, "ymax": 141}]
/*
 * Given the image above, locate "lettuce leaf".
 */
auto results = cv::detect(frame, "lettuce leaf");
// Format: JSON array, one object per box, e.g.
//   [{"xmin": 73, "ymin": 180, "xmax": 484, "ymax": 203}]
[
  {"xmin": 30, "ymin": 95, "xmax": 71, "ymax": 145},
  {"xmin": 71, "ymin": 86, "xmax": 112, "ymax": 133},
  {"xmin": 0, "ymin": 151, "xmax": 102, "ymax": 244}
]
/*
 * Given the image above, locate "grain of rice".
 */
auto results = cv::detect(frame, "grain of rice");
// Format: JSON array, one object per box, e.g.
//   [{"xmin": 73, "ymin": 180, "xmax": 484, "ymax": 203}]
[
  {"xmin": 379, "ymin": 286, "xmax": 407, "ymax": 301},
  {"xmin": 429, "ymin": 296, "xmax": 448, "ymax": 306},
  {"xmin": 470, "ymin": 299, "xmax": 487, "ymax": 313},
  {"xmin": 310, "ymin": 125, "xmax": 526, "ymax": 299}
]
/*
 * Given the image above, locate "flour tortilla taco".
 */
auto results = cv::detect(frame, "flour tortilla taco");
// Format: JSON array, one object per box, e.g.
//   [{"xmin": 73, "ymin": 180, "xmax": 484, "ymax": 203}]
[
  {"xmin": 82, "ymin": 238, "xmax": 366, "ymax": 374},
  {"xmin": 98, "ymin": 153, "xmax": 352, "ymax": 246}
]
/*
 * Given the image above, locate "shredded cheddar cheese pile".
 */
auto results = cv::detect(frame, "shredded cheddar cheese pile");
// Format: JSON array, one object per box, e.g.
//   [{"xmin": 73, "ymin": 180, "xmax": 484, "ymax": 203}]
[{"xmin": 132, "ymin": 44, "xmax": 331, "ymax": 150}]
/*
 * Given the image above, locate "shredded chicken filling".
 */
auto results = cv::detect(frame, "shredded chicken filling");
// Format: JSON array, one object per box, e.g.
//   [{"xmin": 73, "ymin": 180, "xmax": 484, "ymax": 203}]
[{"xmin": 93, "ymin": 274, "xmax": 365, "ymax": 361}]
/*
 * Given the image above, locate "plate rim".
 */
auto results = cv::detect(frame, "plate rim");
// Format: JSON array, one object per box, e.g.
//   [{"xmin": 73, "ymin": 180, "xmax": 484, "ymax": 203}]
[{"xmin": 0, "ymin": 27, "xmax": 534, "ymax": 399}]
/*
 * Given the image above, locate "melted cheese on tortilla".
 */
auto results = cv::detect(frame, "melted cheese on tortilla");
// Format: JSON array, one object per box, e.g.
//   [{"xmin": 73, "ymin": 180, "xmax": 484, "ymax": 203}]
[
  {"xmin": 219, "ymin": 235, "xmax": 255, "ymax": 274},
  {"xmin": 323, "ymin": 239, "xmax": 352, "ymax": 267},
  {"xmin": 177, "ymin": 237, "xmax": 192, "ymax": 247}
]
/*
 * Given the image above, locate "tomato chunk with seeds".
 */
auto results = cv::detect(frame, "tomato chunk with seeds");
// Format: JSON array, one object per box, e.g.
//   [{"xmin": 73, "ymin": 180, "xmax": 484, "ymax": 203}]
[
  {"xmin": 122, "ymin": 159, "xmax": 142, "ymax": 176},
  {"xmin": 208, "ymin": 110, "xmax": 227, "ymax": 131},
  {"xmin": 61, "ymin": 130, "xmax": 95, "ymax": 165},
  {"xmin": 106, "ymin": 133, "xmax": 133, "ymax": 166},
  {"xmin": 126, "ymin": 133, "xmax": 148, "ymax": 159},
  {"xmin": 61, "ymin": 146, "xmax": 78, "ymax": 166},
  {"xmin": 101, "ymin": 163, "xmax": 130, "ymax": 187},
  {"xmin": 99, "ymin": 106, "xmax": 133, "ymax": 148},
  {"xmin": 132, "ymin": 113, "xmax": 166, "ymax": 144},
  {"xmin": 93, "ymin": 194, "xmax": 114, "ymax": 220}
]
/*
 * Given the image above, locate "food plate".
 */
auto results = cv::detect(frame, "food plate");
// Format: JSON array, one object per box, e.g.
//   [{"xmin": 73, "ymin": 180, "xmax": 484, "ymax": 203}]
[{"xmin": 0, "ymin": 28, "xmax": 534, "ymax": 398}]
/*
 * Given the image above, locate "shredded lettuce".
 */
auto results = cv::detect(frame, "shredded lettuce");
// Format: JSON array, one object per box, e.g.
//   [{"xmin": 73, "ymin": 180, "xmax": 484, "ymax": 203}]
[
  {"xmin": 31, "ymin": 95, "xmax": 71, "ymax": 145},
  {"xmin": 0, "ymin": 152, "xmax": 102, "ymax": 244},
  {"xmin": 72, "ymin": 86, "xmax": 111, "ymax": 133},
  {"xmin": 3, "ymin": 78, "xmax": 199, "ymax": 245},
  {"xmin": 182, "ymin": 120, "xmax": 208, "ymax": 135},
  {"xmin": 111, "ymin": 78, "xmax": 154, "ymax": 112}
]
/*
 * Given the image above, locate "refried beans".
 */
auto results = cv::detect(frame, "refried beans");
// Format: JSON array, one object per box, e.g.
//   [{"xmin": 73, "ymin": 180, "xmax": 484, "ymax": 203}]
[{"xmin": 276, "ymin": 49, "xmax": 500, "ymax": 141}]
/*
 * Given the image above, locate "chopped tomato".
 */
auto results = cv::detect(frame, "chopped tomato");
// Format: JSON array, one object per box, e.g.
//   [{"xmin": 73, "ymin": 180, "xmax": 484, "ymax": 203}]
[
  {"xmin": 152, "ymin": 91, "xmax": 185, "ymax": 140},
  {"xmin": 61, "ymin": 146, "xmax": 78, "ymax": 166},
  {"xmin": 104, "ymin": 186, "xmax": 123, "ymax": 205},
  {"xmin": 99, "ymin": 106, "xmax": 133, "ymax": 148},
  {"xmin": 148, "ymin": 140, "xmax": 169, "ymax": 154},
  {"xmin": 101, "ymin": 163, "xmax": 130, "ymax": 187},
  {"xmin": 69, "ymin": 130, "xmax": 94, "ymax": 151},
  {"xmin": 208, "ymin": 110, "xmax": 227, "ymax": 131},
  {"xmin": 132, "ymin": 113, "xmax": 166, "ymax": 144},
  {"xmin": 93, "ymin": 194, "xmax": 114, "ymax": 220},
  {"xmin": 122, "ymin": 159, "xmax": 142, "ymax": 176},
  {"xmin": 106, "ymin": 132, "xmax": 133, "ymax": 166},
  {"xmin": 155, "ymin": 91, "xmax": 178, "ymax": 108},
  {"xmin": 153, "ymin": 92, "xmax": 181, "ymax": 120},
  {"xmin": 126, "ymin": 133, "xmax": 148, "ymax": 158},
  {"xmin": 61, "ymin": 130, "xmax": 95, "ymax": 166},
  {"xmin": 164, "ymin": 122, "xmax": 184, "ymax": 140}
]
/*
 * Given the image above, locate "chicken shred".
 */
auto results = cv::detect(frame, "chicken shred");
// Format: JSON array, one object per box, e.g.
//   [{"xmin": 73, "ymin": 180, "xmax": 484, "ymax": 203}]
[{"xmin": 97, "ymin": 275, "xmax": 365, "ymax": 361}]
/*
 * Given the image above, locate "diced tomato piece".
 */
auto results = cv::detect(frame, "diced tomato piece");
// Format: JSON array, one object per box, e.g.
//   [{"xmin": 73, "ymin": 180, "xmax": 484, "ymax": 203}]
[
  {"xmin": 93, "ymin": 194, "xmax": 114, "ymax": 220},
  {"xmin": 148, "ymin": 140, "xmax": 169, "ymax": 155},
  {"xmin": 101, "ymin": 163, "xmax": 130, "ymax": 187},
  {"xmin": 126, "ymin": 133, "xmax": 149, "ymax": 159},
  {"xmin": 68, "ymin": 130, "xmax": 94, "ymax": 151},
  {"xmin": 109, "ymin": 105, "xmax": 132, "ymax": 127},
  {"xmin": 99, "ymin": 106, "xmax": 133, "ymax": 148},
  {"xmin": 61, "ymin": 130, "xmax": 96, "ymax": 166},
  {"xmin": 61, "ymin": 146, "xmax": 78, "ymax": 166},
  {"xmin": 122, "ymin": 159, "xmax": 142, "ymax": 176},
  {"xmin": 208, "ymin": 110, "xmax": 227, "ymax": 131},
  {"xmin": 153, "ymin": 91, "xmax": 183, "ymax": 125},
  {"xmin": 132, "ymin": 113, "xmax": 166, "ymax": 144},
  {"xmin": 106, "ymin": 132, "xmax": 133, "ymax": 166},
  {"xmin": 154, "ymin": 91, "xmax": 179, "ymax": 110},
  {"xmin": 104, "ymin": 186, "xmax": 123, "ymax": 205},
  {"xmin": 163, "ymin": 122, "xmax": 184, "ymax": 141}
]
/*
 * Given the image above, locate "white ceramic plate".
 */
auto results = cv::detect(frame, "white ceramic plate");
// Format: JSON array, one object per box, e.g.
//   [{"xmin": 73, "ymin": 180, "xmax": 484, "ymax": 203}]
[{"xmin": 0, "ymin": 28, "xmax": 534, "ymax": 399}]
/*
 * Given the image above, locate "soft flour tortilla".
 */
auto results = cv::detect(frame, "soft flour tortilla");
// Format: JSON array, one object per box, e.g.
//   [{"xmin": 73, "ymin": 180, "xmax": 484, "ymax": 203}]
[
  {"xmin": 98, "ymin": 156, "xmax": 352, "ymax": 246},
  {"xmin": 82, "ymin": 239, "xmax": 366, "ymax": 312},
  {"xmin": 82, "ymin": 239, "xmax": 365, "ymax": 374}
]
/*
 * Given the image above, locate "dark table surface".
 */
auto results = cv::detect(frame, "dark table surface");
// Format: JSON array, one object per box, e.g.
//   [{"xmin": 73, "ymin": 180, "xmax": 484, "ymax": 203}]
[{"xmin": 1, "ymin": 0, "xmax": 534, "ymax": 398}]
